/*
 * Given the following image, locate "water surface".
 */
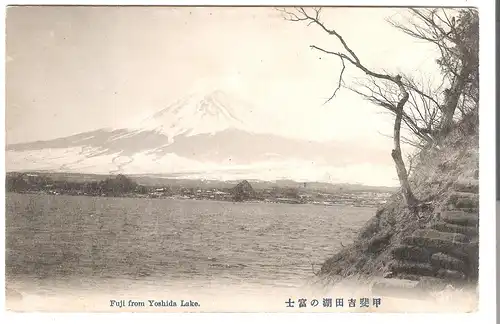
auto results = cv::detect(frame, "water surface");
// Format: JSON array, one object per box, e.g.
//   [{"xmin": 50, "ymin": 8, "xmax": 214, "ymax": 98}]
[{"xmin": 6, "ymin": 193, "xmax": 376, "ymax": 311}]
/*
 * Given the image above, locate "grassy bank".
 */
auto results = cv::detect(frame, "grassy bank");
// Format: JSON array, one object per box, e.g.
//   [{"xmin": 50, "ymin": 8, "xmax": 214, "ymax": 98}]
[{"xmin": 318, "ymin": 117, "xmax": 479, "ymax": 286}]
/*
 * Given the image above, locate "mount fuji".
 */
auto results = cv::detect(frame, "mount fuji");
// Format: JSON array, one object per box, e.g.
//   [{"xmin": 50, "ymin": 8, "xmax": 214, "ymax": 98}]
[
  {"xmin": 6, "ymin": 90, "xmax": 396, "ymax": 185},
  {"xmin": 124, "ymin": 90, "xmax": 257, "ymax": 142}
]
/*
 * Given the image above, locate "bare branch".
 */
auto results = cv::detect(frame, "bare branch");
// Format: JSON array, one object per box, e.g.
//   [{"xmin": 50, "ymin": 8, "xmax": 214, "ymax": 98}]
[
  {"xmin": 324, "ymin": 56, "xmax": 346, "ymax": 104},
  {"xmin": 279, "ymin": 7, "xmax": 477, "ymax": 206},
  {"xmin": 309, "ymin": 45, "xmax": 356, "ymax": 65}
]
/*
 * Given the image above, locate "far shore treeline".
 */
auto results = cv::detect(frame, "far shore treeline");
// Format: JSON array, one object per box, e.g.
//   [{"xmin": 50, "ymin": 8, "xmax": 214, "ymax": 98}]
[
  {"xmin": 7, "ymin": 172, "xmax": 143, "ymax": 197},
  {"xmin": 5, "ymin": 172, "xmax": 395, "ymax": 207}
]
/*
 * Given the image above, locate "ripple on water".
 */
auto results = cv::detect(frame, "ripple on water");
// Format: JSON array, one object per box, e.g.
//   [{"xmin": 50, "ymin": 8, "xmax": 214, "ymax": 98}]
[{"xmin": 6, "ymin": 194, "xmax": 375, "ymax": 290}]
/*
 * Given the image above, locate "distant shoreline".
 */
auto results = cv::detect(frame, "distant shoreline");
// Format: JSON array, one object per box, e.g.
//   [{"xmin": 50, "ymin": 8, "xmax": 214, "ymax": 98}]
[
  {"xmin": 5, "ymin": 171, "xmax": 398, "ymax": 193},
  {"xmin": 6, "ymin": 172, "xmax": 394, "ymax": 208},
  {"xmin": 6, "ymin": 191, "xmax": 385, "ymax": 209}
]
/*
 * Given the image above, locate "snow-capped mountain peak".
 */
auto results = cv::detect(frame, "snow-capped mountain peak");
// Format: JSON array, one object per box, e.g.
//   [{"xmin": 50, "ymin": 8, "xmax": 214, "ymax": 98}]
[
  {"xmin": 6, "ymin": 86, "xmax": 396, "ymax": 186},
  {"xmin": 132, "ymin": 90, "xmax": 251, "ymax": 141}
]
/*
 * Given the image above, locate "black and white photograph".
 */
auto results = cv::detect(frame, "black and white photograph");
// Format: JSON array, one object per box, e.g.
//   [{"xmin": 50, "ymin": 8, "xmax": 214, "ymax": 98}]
[{"xmin": 5, "ymin": 5, "xmax": 483, "ymax": 312}]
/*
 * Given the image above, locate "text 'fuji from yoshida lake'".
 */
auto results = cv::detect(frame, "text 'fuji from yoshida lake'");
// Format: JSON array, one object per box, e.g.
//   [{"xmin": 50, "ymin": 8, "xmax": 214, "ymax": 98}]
[{"xmin": 109, "ymin": 299, "xmax": 201, "ymax": 308}]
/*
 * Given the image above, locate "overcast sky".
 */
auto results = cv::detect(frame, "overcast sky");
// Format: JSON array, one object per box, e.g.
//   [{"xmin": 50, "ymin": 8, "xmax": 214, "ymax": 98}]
[
  {"xmin": 6, "ymin": 6, "xmax": 448, "ymax": 186},
  {"xmin": 6, "ymin": 6, "xmax": 440, "ymax": 143}
]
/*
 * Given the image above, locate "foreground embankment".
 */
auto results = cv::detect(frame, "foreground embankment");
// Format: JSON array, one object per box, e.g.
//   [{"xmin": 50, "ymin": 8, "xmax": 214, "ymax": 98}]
[{"xmin": 319, "ymin": 125, "xmax": 479, "ymax": 294}]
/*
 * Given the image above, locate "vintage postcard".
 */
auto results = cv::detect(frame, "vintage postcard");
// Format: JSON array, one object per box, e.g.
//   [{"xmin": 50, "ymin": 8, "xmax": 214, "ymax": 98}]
[{"xmin": 5, "ymin": 5, "xmax": 483, "ymax": 313}]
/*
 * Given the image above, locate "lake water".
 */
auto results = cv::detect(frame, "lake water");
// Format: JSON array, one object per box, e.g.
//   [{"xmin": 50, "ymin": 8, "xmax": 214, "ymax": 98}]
[
  {"xmin": 10, "ymin": 193, "xmax": 435, "ymax": 312},
  {"xmin": 6, "ymin": 193, "xmax": 479, "ymax": 312},
  {"xmin": 6, "ymin": 192, "xmax": 375, "ymax": 279}
]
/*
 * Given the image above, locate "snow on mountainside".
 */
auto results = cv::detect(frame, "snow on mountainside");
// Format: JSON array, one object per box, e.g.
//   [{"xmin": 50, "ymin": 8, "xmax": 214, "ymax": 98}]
[
  {"xmin": 5, "ymin": 90, "xmax": 397, "ymax": 186},
  {"xmin": 116, "ymin": 90, "xmax": 256, "ymax": 142},
  {"xmin": 6, "ymin": 147, "xmax": 397, "ymax": 186}
]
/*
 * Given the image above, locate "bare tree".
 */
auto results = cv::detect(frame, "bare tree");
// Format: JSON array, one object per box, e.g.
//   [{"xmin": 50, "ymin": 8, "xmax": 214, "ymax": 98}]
[
  {"xmin": 387, "ymin": 8, "xmax": 479, "ymax": 139},
  {"xmin": 277, "ymin": 7, "xmax": 419, "ymax": 207},
  {"xmin": 349, "ymin": 75, "xmax": 441, "ymax": 147},
  {"xmin": 278, "ymin": 7, "xmax": 478, "ymax": 208}
]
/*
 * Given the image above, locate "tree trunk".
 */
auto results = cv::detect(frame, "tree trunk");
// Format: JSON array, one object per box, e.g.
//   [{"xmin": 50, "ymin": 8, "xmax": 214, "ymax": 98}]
[
  {"xmin": 393, "ymin": 77, "xmax": 419, "ymax": 207},
  {"xmin": 439, "ymin": 63, "xmax": 473, "ymax": 139},
  {"xmin": 391, "ymin": 149, "xmax": 418, "ymax": 207}
]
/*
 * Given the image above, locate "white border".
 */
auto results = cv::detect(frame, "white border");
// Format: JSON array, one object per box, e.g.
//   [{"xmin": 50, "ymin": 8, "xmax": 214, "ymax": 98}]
[{"xmin": 1, "ymin": 0, "xmax": 495, "ymax": 323}]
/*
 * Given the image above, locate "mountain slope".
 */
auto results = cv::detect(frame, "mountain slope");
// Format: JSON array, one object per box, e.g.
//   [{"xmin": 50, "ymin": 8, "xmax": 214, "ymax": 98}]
[
  {"xmin": 6, "ymin": 90, "xmax": 396, "ymax": 185},
  {"xmin": 6, "ymin": 128, "xmax": 395, "ymax": 184},
  {"xmin": 134, "ymin": 90, "xmax": 251, "ymax": 140}
]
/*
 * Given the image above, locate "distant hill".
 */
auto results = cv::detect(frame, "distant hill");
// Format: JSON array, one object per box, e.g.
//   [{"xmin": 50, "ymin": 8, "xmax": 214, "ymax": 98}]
[{"xmin": 230, "ymin": 180, "xmax": 256, "ymax": 201}]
